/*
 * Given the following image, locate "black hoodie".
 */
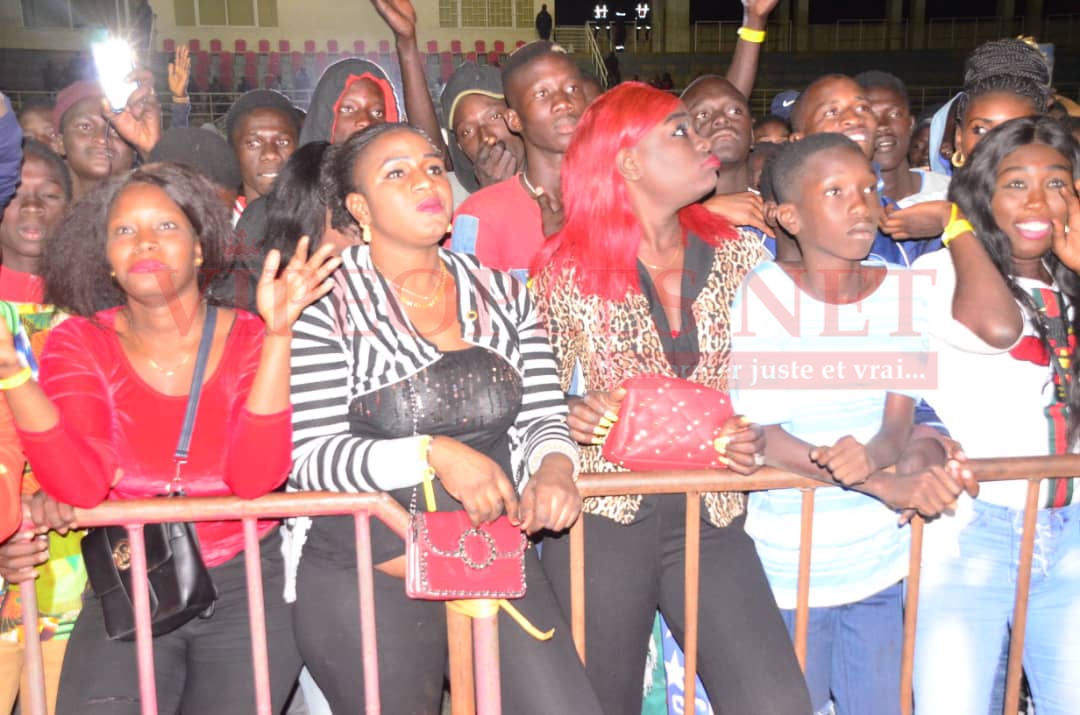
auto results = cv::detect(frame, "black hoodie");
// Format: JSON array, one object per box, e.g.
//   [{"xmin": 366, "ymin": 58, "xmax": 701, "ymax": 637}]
[{"xmin": 299, "ymin": 57, "xmax": 404, "ymax": 146}]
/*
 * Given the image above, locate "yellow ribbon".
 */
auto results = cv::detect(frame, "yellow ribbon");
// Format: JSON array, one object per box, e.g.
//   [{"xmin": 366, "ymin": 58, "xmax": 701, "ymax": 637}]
[{"xmin": 447, "ymin": 598, "xmax": 554, "ymax": 641}]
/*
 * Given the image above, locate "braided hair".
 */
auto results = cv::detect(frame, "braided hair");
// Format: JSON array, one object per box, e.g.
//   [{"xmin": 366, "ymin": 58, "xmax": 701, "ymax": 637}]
[{"xmin": 955, "ymin": 39, "xmax": 1051, "ymax": 123}]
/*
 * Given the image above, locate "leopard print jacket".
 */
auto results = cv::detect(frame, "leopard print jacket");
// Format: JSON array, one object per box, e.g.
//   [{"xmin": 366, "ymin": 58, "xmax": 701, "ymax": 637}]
[{"xmin": 531, "ymin": 229, "xmax": 768, "ymax": 527}]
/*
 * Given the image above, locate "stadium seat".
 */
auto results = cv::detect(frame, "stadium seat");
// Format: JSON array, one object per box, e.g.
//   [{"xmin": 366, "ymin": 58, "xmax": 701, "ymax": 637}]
[
  {"xmin": 426, "ymin": 40, "xmax": 439, "ymax": 54},
  {"xmin": 188, "ymin": 39, "xmax": 200, "ymax": 52},
  {"xmin": 494, "ymin": 40, "xmax": 505, "ymax": 53},
  {"xmin": 327, "ymin": 40, "xmax": 339, "ymax": 53},
  {"xmin": 450, "ymin": 40, "xmax": 462, "ymax": 54},
  {"xmin": 210, "ymin": 39, "xmax": 222, "ymax": 52},
  {"xmin": 304, "ymin": 40, "xmax": 316, "ymax": 53},
  {"xmin": 235, "ymin": 39, "xmax": 246, "ymax": 52},
  {"xmin": 258, "ymin": 40, "xmax": 270, "ymax": 53},
  {"xmin": 475, "ymin": 40, "xmax": 486, "ymax": 53},
  {"xmin": 379, "ymin": 40, "xmax": 391, "ymax": 54},
  {"xmin": 163, "ymin": 39, "xmax": 175, "ymax": 53},
  {"xmin": 354, "ymin": 40, "xmax": 365, "ymax": 54},
  {"xmin": 279, "ymin": 40, "xmax": 290, "ymax": 52}
]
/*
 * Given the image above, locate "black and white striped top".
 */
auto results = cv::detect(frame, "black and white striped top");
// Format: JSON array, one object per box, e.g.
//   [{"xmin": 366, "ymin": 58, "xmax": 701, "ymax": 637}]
[{"xmin": 289, "ymin": 246, "xmax": 578, "ymax": 496}]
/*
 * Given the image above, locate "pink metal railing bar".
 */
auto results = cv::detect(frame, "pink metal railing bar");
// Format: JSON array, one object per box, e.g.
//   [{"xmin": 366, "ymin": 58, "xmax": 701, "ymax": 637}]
[{"xmin": 17, "ymin": 492, "xmax": 408, "ymax": 715}]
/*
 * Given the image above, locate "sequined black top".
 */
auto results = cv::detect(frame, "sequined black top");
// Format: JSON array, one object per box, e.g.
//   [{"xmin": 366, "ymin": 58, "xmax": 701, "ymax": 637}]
[{"xmin": 307, "ymin": 346, "xmax": 524, "ymax": 564}]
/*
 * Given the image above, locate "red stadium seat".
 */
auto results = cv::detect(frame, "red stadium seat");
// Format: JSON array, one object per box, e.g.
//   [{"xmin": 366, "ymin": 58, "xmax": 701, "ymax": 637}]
[
  {"xmin": 163, "ymin": 39, "xmax": 175, "ymax": 53},
  {"xmin": 304, "ymin": 40, "xmax": 316, "ymax": 53},
  {"xmin": 327, "ymin": 40, "xmax": 339, "ymax": 53},
  {"xmin": 440, "ymin": 52, "xmax": 453, "ymax": 82},
  {"xmin": 268, "ymin": 53, "xmax": 281, "ymax": 71},
  {"xmin": 188, "ymin": 39, "xmax": 200, "ymax": 52},
  {"xmin": 354, "ymin": 40, "xmax": 365, "ymax": 54},
  {"xmin": 515, "ymin": 40, "xmax": 526, "ymax": 49},
  {"xmin": 210, "ymin": 39, "xmax": 222, "ymax": 52},
  {"xmin": 279, "ymin": 40, "xmax": 290, "ymax": 53},
  {"xmin": 466, "ymin": 51, "xmax": 477, "ymax": 62},
  {"xmin": 378, "ymin": 40, "xmax": 391, "ymax": 54},
  {"xmin": 426, "ymin": 40, "xmax": 438, "ymax": 54},
  {"xmin": 494, "ymin": 40, "xmax": 505, "ymax": 53},
  {"xmin": 475, "ymin": 40, "xmax": 486, "ymax": 53},
  {"xmin": 451, "ymin": 40, "xmax": 462, "ymax": 54},
  {"xmin": 258, "ymin": 40, "xmax": 270, "ymax": 53},
  {"xmin": 245, "ymin": 52, "xmax": 257, "ymax": 70},
  {"xmin": 235, "ymin": 39, "xmax": 246, "ymax": 52},
  {"xmin": 219, "ymin": 52, "xmax": 234, "ymax": 82},
  {"xmin": 488, "ymin": 51, "xmax": 499, "ymax": 66}
]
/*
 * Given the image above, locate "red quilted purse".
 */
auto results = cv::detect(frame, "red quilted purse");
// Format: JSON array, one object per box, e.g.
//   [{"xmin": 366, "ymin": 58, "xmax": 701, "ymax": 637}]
[
  {"xmin": 406, "ymin": 511, "xmax": 527, "ymax": 600},
  {"xmin": 602, "ymin": 374, "xmax": 734, "ymax": 471}
]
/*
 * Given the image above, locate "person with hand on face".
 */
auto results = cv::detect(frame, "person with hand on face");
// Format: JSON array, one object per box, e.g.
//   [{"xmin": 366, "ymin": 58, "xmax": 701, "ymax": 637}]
[
  {"xmin": 0, "ymin": 162, "xmax": 338, "ymax": 715},
  {"xmin": 52, "ymin": 80, "xmax": 138, "ymax": 200},
  {"xmin": 289, "ymin": 123, "xmax": 601, "ymax": 715},
  {"xmin": 791, "ymin": 73, "xmax": 942, "ymax": 266},
  {"xmin": 910, "ymin": 116, "xmax": 1080, "ymax": 715},
  {"xmin": 531, "ymin": 83, "xmax": 811, "ymax": 715},
  {"xmin": 452, "ymin": 42, "xmax": 588, "ymax": 278},
  {"xmin": 225, "ymin": 89, "xmax": 302, "ymax": 220},
  {"xmin": 881, "ymin": 39, "xmax": 1051, "ymax": 242},
  {"xmin": 730, "ymin": 134, "xmax": 976, "ymax": 715},
  {"xmin": 442, "ymin": 63, "xmax": 525, "ymax": 194},
  {"xmin": 0, "ymin": 140, "xmax": 78, "ymax": 715}
]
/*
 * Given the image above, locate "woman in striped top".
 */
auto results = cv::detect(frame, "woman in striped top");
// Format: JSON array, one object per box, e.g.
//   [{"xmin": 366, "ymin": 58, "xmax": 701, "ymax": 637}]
[{"xmin": 288, "ymin": 123, "xmax": 604, "ymax": 714}]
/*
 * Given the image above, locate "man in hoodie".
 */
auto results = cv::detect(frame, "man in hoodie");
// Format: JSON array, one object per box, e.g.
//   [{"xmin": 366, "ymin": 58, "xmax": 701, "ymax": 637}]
[{"xmin": 441, "ymin": 62, "xmax": 525, "ymax": 195}]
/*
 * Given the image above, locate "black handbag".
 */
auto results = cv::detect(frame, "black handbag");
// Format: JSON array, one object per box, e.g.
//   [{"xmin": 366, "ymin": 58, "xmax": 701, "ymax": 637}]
[{"xmin": 81, "ymin": 306, "xmax": 220, "ymax": 641}]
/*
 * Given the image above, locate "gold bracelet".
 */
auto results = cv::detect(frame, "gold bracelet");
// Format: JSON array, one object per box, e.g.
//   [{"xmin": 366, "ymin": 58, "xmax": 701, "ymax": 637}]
[
  {"xmin": 737, "ymin": 26, "xmax": 766, "ymax": 43},
  {"xmin": 0, "ymin": 367, "xmax": 32, "ymax": 391}
]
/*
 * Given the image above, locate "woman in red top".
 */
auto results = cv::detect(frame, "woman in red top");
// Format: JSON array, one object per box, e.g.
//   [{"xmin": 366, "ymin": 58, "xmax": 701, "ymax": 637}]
[{"xmin": 0, "ymin": 162, "xmax": 339, "ymax": 714}]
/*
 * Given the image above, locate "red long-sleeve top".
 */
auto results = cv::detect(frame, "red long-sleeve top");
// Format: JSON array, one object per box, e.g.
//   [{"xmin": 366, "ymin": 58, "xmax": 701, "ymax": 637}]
[{"xmin": 17, "ymin": 307, "xmax": 290, "ymax": 567}]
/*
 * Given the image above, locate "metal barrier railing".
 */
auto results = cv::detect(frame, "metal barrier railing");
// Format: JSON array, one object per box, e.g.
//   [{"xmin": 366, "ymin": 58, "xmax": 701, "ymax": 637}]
[
  {"xmin": 570, "ymin": 455, "xmax": 1080, "ymax": 715},
  {"xmin": 13, "ymin": 454, "xmax": 1080, "ymax": 714}
]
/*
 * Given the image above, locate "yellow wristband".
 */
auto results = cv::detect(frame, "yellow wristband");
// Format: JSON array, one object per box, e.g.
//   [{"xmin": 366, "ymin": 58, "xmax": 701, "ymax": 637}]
[
  {"xmin": 942, "ymin": 204, "xmax": 974, "ymax": 247},
  {"xmin": 737, "ymin": 26, "xmax": 766, "ymax": 43},
  {"xmin": 0, "ymin": 367, "xmax": 31, "ymax": 391}
]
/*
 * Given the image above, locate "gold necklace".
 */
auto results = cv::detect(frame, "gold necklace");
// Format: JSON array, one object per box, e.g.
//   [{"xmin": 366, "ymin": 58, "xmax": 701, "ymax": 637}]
[
  {"xmin": 639, "ymin": 246, "xmax": 684, "ymax": 272},
  {"xmin": 146, "ymin": 352, "xmax": 193, "ymax": 377},
  {"xmin": 393, "ymin": 262, "xmax": 449, "ymax": 309}
]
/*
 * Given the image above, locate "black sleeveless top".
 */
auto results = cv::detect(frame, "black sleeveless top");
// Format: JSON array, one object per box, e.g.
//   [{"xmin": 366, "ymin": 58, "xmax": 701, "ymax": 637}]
[{"xmin": 305, "ymin": 346, "xmax": 524, "ymax": 565}]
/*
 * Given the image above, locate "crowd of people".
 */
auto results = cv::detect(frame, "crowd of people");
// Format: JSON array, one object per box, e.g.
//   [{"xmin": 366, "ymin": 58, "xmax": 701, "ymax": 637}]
[{"xmin": 0, "ymin": 0, "xmax": 1078, "ymax": 713}]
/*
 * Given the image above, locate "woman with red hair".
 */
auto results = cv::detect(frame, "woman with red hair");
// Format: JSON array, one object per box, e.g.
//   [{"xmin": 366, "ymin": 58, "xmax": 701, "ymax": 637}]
[{"xmin": 532, "ymin": 83, "xmax": 811, "ymax": 713}]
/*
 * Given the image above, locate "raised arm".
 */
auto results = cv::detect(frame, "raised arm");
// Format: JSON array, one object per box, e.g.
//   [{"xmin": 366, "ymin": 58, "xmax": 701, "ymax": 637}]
[
  {"xmin": 372, "ymin": 0, "xmax": 448, "ymax": 159},
  {"xmin": 725, "ymin": 0, "xmax": 778, "ymax": 99}
]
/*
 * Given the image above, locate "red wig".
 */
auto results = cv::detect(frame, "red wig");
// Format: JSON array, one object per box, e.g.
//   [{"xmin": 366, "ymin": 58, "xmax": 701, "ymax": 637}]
[{"xmin": 531, "ymin": 82, "xmax": 735, "ymax": 302}]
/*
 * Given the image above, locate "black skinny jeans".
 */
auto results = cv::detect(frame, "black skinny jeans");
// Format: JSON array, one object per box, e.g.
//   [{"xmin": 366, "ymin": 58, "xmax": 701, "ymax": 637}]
[
  {"xmin": 542, "ymin": 494, "xmax": 813, "ymax": 715},
  {"xmin": 56, "ymin": 529, "xmax": 302, "ymax": 715},
  {"xmin": 293, "ymin": 515, "xmax": 604, "ymax": 715}
]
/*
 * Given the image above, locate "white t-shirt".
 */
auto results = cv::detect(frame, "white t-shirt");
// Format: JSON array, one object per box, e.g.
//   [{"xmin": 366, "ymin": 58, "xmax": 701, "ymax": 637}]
[
  {"xmin": 731, "ymin": 260, "xmax": 931, "ymax": 608},
  {"xmin": 896, "ymin": 169, "xmax": 951, "ymax": 209},
  {"xmin": 912, "ymin": 248, "xmax": 1067, "ymax": 509}
]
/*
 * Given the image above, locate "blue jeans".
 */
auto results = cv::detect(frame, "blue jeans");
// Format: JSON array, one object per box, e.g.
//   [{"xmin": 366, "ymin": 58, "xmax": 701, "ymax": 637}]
[
  {"xmin": 914, "ymin": 499, "xmax": 1080, "ymax": 715},
  {"xmin": 780, "ymin": 582, "xmax": 903, "ymax": 715}
]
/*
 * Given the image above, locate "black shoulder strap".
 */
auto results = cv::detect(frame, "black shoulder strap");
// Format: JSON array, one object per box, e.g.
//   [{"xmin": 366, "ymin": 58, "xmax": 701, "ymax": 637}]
[{"xmin": 175, "ymin": 305, "xmax": 218, "ymax": 462}]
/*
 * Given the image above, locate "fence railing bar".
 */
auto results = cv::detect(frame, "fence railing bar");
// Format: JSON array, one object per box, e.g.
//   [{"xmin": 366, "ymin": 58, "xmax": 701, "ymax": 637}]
[
  {"xmin": 353, "ymin": 512, "xmax": 381, "ymax": 714},
  {"xmin": 472, "ymin": 612, "xmax": 501, "ymax": 715},
  {"xmin": 19, "ymin": 564, "xmax": 47, "ymax": 715},
  {"xmin": 127, "ymin": 524, "xmax": 158, "ymax": 715},
  {"xmin": 900, "ymin": 515, "xmax": 924, "ymax": 715},
  {"xmin": 1003, "ymin": 479, "xmax": 1041, "ymax": 714},
  {"xmin": 242, "ymin": 517, "xmax": 273, "ymax": 715},
  {"xmin": 682, "ymin": 492, "xmax": 701, "ymax": 705},
  {"xmin": 794, "ymin": 488, "xmax": 815, "ymax": 671},
  {"xmin": 570, "ymin": 519, "xmax": 586, "ymax": 663},
  {"xmin": 447, "ymin": 606, "xmax": 476, "ymax": 715}
]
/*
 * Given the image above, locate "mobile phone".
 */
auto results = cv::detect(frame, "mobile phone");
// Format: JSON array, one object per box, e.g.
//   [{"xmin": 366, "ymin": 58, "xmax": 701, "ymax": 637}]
[{"xmin": 91, "ymin": 38, "xmax": 137, "ymax": 113}]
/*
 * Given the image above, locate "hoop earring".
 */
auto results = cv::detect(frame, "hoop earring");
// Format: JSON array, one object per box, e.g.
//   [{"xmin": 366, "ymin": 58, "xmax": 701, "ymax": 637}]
[
  {"xmin": 951, "ymin": 149, "xmax": 965, "ymax": 168},
  {"xmin": 361, "ymin": 224, "xmax": 372, "ymax": 244}
]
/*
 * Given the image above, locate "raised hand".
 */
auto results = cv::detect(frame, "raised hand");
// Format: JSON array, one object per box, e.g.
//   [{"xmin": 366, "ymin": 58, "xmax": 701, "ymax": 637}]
[
  {"xmin": 256, "ymin": 236, "xmax": 342, "ymax": 334},
  {"xmin": 1052, "ymin": 186, "xmax": 1080, "ymax": 273},
  {"xmin": 106, "ymin": 67, "xmax": 161, "ymax": 158},
  {"xmin": 742, "ymin": 0, "xmax": 780, "ymax": 22},
  {"xmin": 429, "ymin": 437, "xmax": 520, "ymax": 525},
  {"xmin": 371, "ymin": 0, "xmax": 418, "ymax": 42},
  {"xmin": 167, "ymin": 45, "xmax": 191, "ymax": 100}
]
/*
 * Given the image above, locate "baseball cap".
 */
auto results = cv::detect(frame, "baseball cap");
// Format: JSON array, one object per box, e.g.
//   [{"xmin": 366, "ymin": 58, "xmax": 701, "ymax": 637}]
[{"xmin": 770, "ymin": 90, "xmax": 800, "ymax": 120}]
